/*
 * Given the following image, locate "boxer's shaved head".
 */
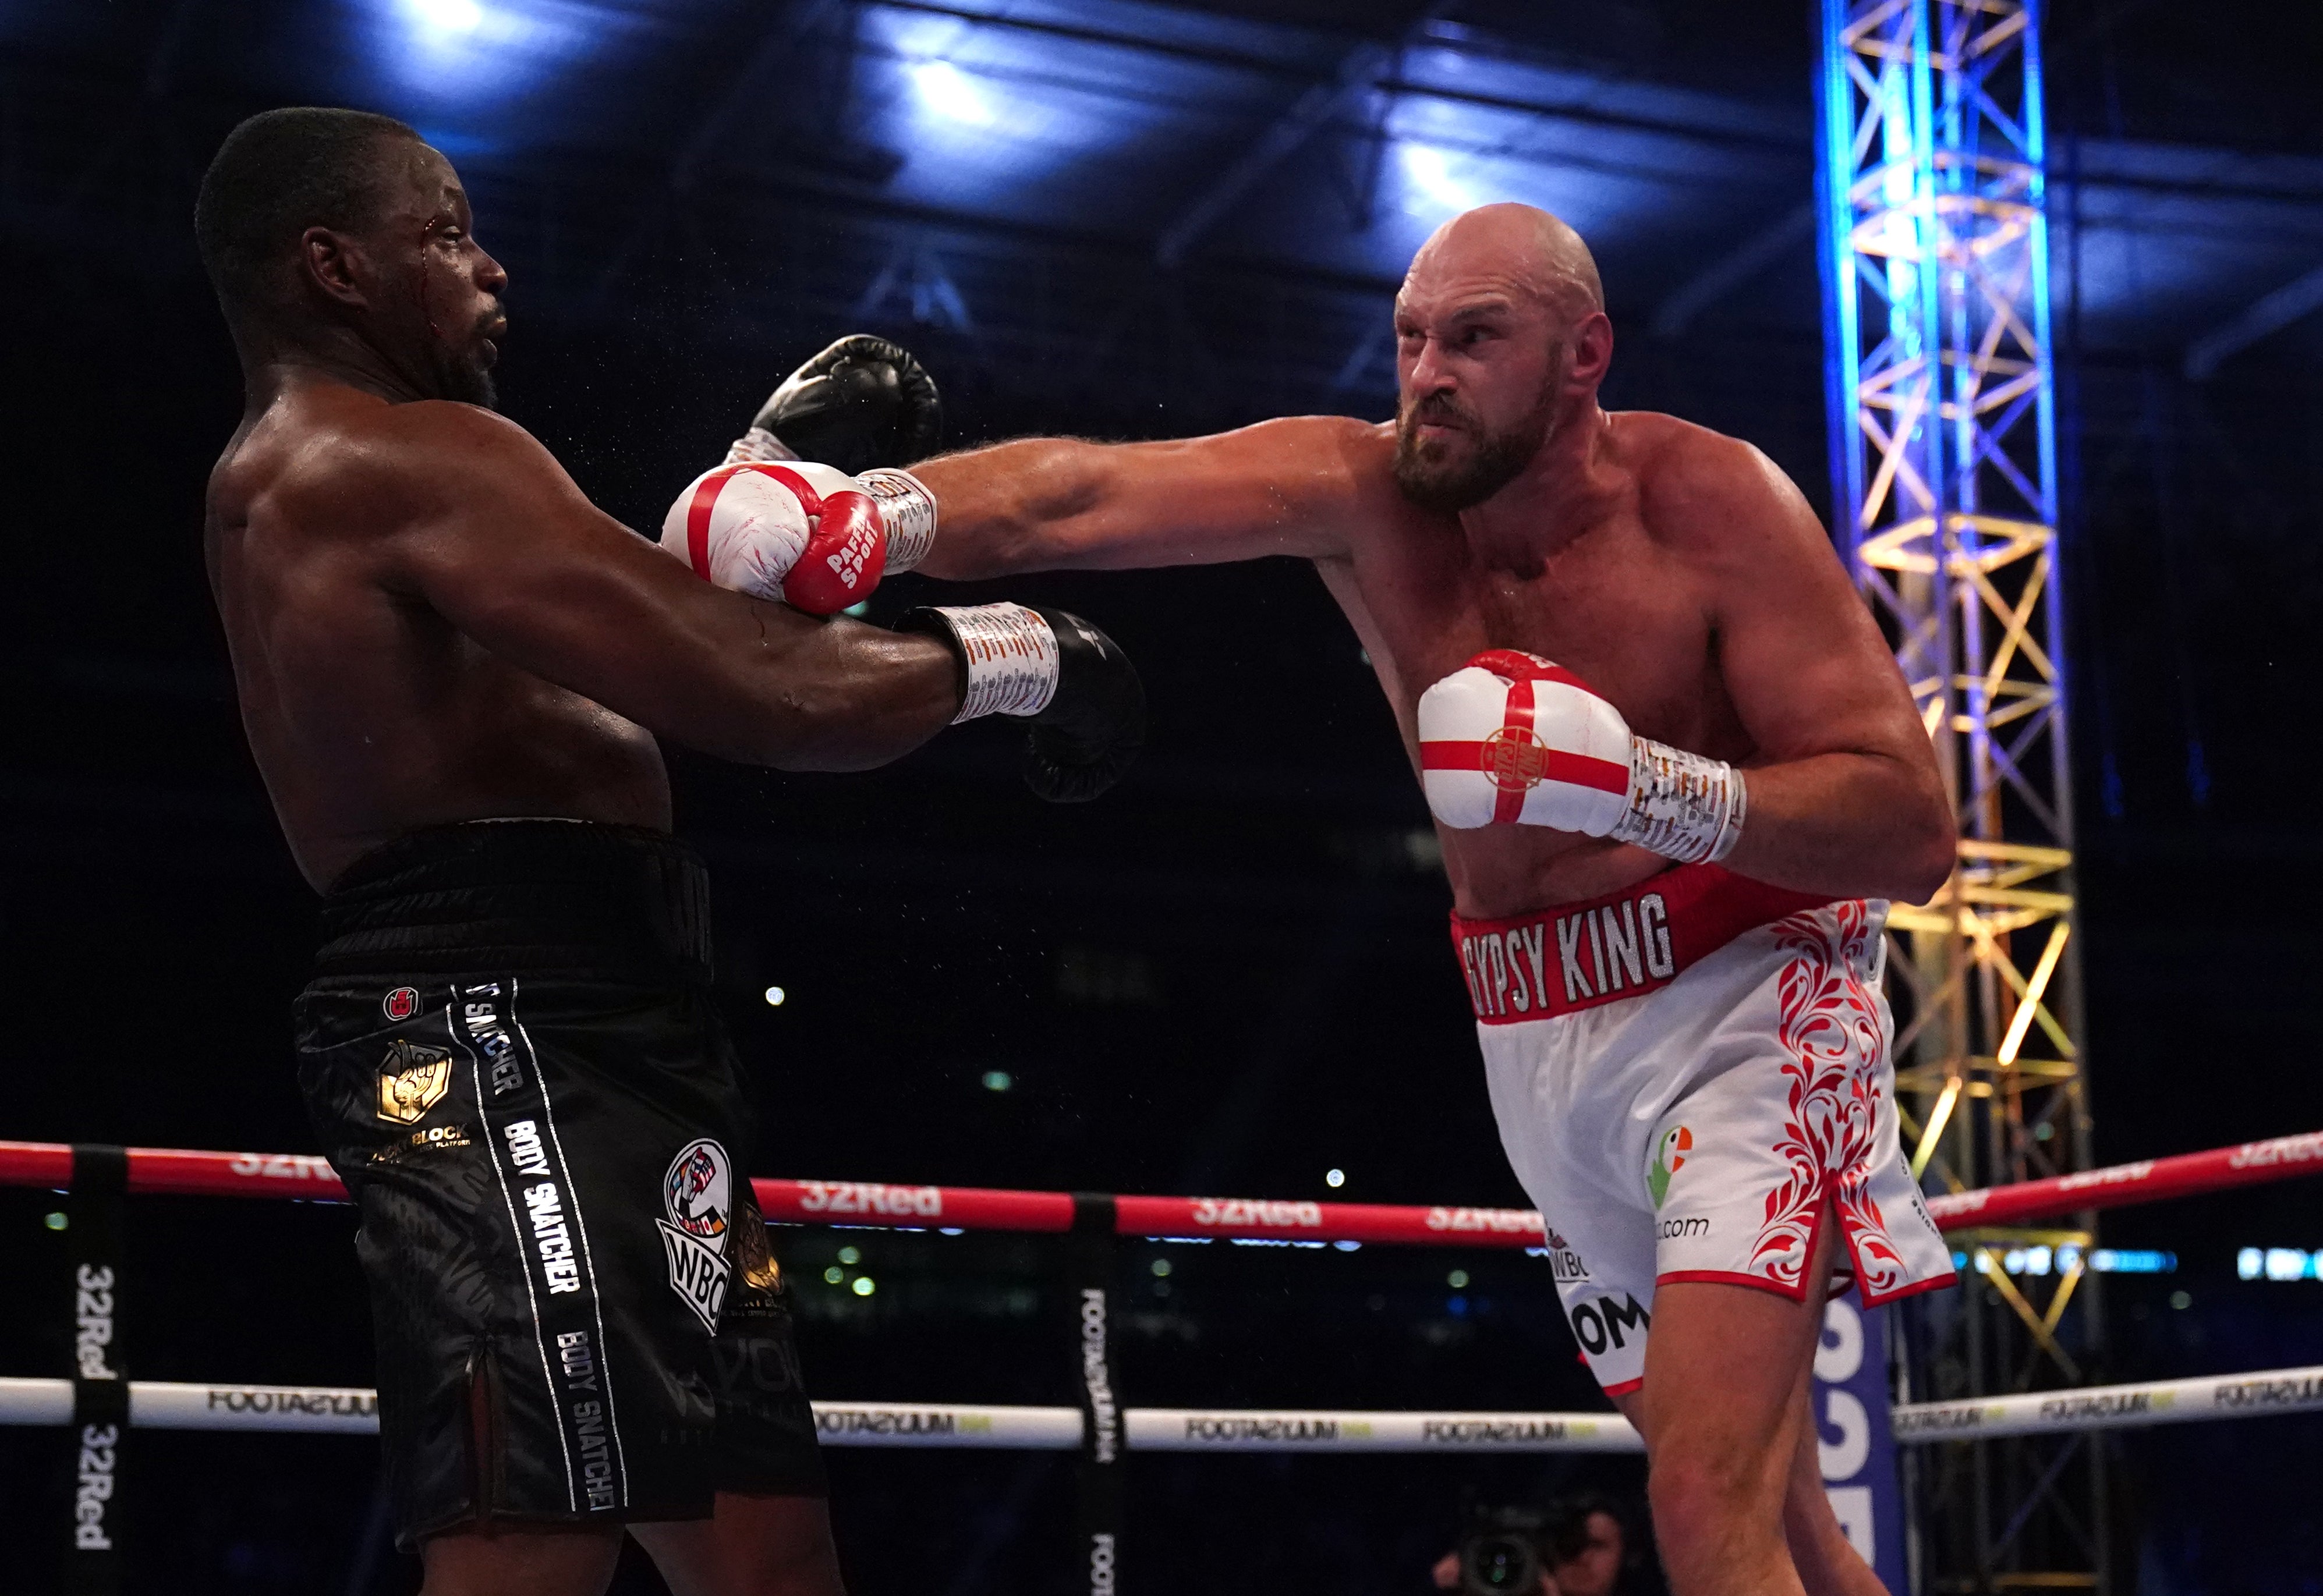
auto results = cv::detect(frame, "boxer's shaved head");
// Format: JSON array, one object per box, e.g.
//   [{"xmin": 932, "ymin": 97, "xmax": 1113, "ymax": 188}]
[
  {"xmin": 198, "ymin": 105, "xmax": 508, "ymax": 408},
  {"xmin": 1392, "ymin": 203, "xmax": 1612, "ymax": 511},
  {"xmin": 1408, "ymin": 202, "xmax": 1605, "ymax": 325},
  {"xmin": 196, "ymin": 107, "xmax": 421, "ymax": 326}
]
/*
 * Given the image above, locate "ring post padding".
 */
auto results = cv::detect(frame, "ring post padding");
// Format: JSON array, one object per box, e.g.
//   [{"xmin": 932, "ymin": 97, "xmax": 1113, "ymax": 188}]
[
  {"xmin": 1068, "ymin": 1193, "xmax": 1123, "ymax": 1595},
  {"xmin": 65, "ymin": 1144, "xmax": 128, "ymax": 1596}
]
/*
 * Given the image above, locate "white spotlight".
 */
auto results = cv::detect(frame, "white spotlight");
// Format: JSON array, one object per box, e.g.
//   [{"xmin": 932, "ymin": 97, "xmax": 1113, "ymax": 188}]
[
  {"xmin": 1400, "ymin": 144, "xmax": 1476, "ymax": 214},
  {"xmin": 763, "ymin": 986, "xmax": 786, "ymax": 1007},
  {"xmin": 1325, "ymin": 1168, "xmax": 1345, "ymax": 1189},
  {"xmin": 408, "ymin": 0, "xmax": 484, "ymax": 33},
  {"xmin": 909, "ymin": 60, "xmax": 994, "ymax": 127}
]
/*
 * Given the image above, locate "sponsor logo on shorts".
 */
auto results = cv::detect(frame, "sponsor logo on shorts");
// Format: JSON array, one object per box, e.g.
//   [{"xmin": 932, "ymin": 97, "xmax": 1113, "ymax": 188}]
[
  {"xmin": 1544, "ymin": 1226, "xmax": 1590, "ymax": 1282},
  {"xmin": 382, "ymin": 985, "xmax": 420, "ymax": 1022},
  {"xmin": 1647, "ymin": 1125, "xmax": 1692, "ymax": 1208},
  {"xmin": 554, "ymin": 1331, "xmax": 619, "ymax": 1510},
  {"xmin": 1569, "ymin": 1293, "xmax": 1651, "ymax": 1357},
  {"xmin": 501, "ymin": 1120, "xmax": 585, "ymax": 1296},
  {"xmin": 459, "ymin": 984, "xmax": 526, "ymax": 1098},
  {"xmin": 1457, "ymin": 893, "xmax": 1678, "ymax": 1019},
  {"xmin": 1657, "ymin": 1215, "xmax": 1710, "ymax": 1240},
  {"xmin": 656, "ymin": 1140, "xmax": 733, "ymax": 1333},
  {"xmin": 370, "ymin": 1123, "xmax": 473, "ymax": 1164},
  {"xmin": 377, "ymin": 1039, "xmax": 454, "ymax": 1125}
]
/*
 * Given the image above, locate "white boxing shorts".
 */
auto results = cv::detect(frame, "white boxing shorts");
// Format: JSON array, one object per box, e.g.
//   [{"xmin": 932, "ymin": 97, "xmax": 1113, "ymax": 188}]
[{"xmin": 1452, "ymin": 863, "xmax": 1956, "ymax": 1398}]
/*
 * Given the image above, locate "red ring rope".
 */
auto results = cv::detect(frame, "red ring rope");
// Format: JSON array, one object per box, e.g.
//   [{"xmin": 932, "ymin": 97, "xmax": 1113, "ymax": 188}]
[{"xmin": 3, "ymin": 1131, "xmax": 2316, "ymax": 1245}]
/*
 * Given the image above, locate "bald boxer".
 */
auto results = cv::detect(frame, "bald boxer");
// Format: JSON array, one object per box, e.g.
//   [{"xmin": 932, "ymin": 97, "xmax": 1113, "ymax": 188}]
[
  {"xmin": 704, "ymin": 204, "xmax": 1957, "ymax": 1596},
  {"xmin": 196, "ymin": 107, "xmax": 1138, "ymax": 1596}
]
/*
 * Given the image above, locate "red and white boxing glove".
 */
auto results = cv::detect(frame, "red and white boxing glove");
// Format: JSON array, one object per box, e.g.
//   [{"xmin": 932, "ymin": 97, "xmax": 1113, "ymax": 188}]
[
  {"xmin": 1417, "ymin": 649, "xmax": 1747, "ymax": 864},
  {"xmin": 660, "ymin": 461, "xmax": 939, "ymax": 616}
]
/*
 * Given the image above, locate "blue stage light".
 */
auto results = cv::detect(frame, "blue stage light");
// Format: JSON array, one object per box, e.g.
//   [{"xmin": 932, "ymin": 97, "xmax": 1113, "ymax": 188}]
[
  {"xmin": 405, "ymin": 0, "xmax": 482, "ymax": 34},
  {"xmin": 1398, "ymin": 144, "xmax": 1476, "ymax": 216},
  {"xmin": 909, "ymin": 60, "xmax": 994, "ymax": 128}
]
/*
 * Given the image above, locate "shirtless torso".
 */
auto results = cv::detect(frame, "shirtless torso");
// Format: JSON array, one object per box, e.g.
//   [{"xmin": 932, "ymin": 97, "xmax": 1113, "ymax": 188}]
[
  {"xmin": 887, "ymin": 201, "xmax": 1954, "ymax": 1596},
  {"xmin": 206, "ymin": 375, "xmax": 958, "ymax": 889},
  {"xmin": 913, "ymin": 406, "xmax": 1949, "ymax": 918}
]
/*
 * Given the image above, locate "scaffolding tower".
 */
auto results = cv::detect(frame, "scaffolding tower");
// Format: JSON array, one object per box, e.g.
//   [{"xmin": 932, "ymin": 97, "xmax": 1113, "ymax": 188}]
[{"xmin": 1814, "ymin": 2, "xmax": 2106, "ymax": 1591}]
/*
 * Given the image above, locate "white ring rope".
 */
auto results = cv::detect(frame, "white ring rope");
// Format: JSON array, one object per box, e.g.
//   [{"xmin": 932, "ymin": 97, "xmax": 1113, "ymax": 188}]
[{"xmin": 7, "ymin": 1369, "xmax": 2318, "ymax": 1449}]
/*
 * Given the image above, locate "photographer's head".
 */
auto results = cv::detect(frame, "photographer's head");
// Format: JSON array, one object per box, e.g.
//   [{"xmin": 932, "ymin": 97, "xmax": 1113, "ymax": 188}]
[
  {"xmin": 1538, "ymin": 1494, "xmax": 1626, "ymax": 1596},
  {"xmin": 1445, "ymin": 1492, "xmax": 1634, "ymax": 1596}
]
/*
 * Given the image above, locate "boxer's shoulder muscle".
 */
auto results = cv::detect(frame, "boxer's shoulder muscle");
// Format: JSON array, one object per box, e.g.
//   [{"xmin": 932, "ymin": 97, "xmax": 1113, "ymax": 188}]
[
  {"xmin": 1622, "ymin": 410, "xmax": 1832, "ymax": 580},
  {"xmin": 267, "ymin": 396, "xmax": 566, "ymax": 545}
]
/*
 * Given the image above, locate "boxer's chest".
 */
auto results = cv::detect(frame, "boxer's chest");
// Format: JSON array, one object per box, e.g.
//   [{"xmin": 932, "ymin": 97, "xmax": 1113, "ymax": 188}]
[{"xmin": 1336, "ymin": 501, "xmax": 1735, "ymax": 757}]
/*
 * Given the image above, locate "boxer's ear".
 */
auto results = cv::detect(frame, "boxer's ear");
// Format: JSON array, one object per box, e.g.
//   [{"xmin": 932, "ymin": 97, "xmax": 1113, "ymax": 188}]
[{"xmin": 297, "ymin": 225, "xmax": 370, "ymax": 310}]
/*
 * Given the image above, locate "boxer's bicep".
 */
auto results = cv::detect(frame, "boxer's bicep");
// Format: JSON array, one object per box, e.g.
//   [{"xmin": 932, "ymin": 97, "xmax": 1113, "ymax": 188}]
[
  {"xmin": 388, "ymin": 420, "xmax": 956, "ymax": 766},
  {"xmin": 915, "ymin": 417, "xmax": 1368, "ymax": 575},
  {"xmin": 1070, "ymin": 420, "xmax": 1371, "ymax": 565}
]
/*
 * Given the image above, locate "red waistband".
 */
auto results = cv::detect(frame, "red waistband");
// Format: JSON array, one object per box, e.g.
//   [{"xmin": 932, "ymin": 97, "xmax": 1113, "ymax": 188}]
[{"xmin": 1449, "ymin": 864, "xmax": 1833, "ymax": 1025}]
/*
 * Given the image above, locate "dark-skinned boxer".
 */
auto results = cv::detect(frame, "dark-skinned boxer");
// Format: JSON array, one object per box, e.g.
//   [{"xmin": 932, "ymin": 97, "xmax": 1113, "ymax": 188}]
[{"xmin": 196, "ymin": 106, "xmax": 1139, "ymax": 1596}]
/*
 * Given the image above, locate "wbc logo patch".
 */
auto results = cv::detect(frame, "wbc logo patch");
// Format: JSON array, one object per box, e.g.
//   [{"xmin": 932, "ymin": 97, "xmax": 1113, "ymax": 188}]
[{"xmin": 656, "ymin": 1139, "xmax": 733, "ymax": 1333}]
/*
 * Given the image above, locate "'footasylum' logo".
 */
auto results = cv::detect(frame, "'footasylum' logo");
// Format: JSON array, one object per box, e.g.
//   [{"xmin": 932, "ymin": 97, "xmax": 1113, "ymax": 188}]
[{"xmin": 1080, "ymin": 1289, "xmax": 1118, "ymax": 1463}]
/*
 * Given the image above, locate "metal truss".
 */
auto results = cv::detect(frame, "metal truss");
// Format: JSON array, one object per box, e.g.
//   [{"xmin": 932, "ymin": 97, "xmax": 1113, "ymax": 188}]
[{"xmin": 1815, "ymin": 2, "xmax": 2108, "ymax": 1591}]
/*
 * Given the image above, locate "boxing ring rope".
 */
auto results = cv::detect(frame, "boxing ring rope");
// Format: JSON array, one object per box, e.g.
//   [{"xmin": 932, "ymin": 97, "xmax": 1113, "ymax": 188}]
[
  {"xmin": 9, "ymin": 1128, "xmax": 2320, "ymax": 1586},
  {"xmin": 5, "ymin": 1126, "xmax": 2319, "ymax": 1240},
  {"xmin": 7, "ymin": 1373, "xmax": 2323, "ymax": 1448}
]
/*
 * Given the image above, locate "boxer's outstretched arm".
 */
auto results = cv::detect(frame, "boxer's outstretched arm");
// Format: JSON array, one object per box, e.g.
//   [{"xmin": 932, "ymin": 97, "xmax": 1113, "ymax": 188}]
[
  {"xmin": 1670, "ymin": 438, "xmax": 1955, "ymax": 902},
  {"xmin": 909, "ymin": 416, "xmax": 1380, "ymax": 577},
  {"xmin": 358, "ymin": 405, "xmax": 961, "ymax": 770}
]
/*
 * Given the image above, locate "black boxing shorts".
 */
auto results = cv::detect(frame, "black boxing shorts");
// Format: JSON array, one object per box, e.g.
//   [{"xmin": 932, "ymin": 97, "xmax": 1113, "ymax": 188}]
[{"xmin": 293, "ymin": 820, "xmax": 824, "ymax": 1550}]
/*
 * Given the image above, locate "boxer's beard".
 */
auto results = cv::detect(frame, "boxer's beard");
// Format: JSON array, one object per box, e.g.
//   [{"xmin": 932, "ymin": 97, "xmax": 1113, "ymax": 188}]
[
  {"xmin": 1393, "ymin": 347, "xmax": 1564, "ymax": 513},
  {"xmin": 437, "ymin": 308, "xmax": 500, "ymax": 409}
]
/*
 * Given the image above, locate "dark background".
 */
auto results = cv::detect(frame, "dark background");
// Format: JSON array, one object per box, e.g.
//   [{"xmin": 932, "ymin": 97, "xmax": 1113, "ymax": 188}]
[{"xmin": 2, "ymin": 1, "xmax": 2320, "ymax": 1591}]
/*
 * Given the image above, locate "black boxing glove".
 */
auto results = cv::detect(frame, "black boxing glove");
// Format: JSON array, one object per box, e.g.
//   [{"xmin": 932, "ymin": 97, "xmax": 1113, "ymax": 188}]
[
  {"xmin": 897, "ymin": 603, "xmax": 1146, "ymax": 803},
  {"xmin": 725, "ymin": 334, "xmax": 942, "ymax": 476}
]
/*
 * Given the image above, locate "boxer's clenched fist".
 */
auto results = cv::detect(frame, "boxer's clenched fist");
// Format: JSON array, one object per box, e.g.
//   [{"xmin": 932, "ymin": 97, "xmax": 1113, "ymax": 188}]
[
  {"xmin": 898, "ymin": 603, "xmax": 1145, "ymax": 803},
  {"xmin": 724, "ymin": 334, "xmax": 942, "ymax": 476},
  {"xmin": 661, "ymin": 460, "xmax": 937, "ymax": 616},
  {"xmin": 1418, "ymin": 649, "xmax": 1746, "ymax": 864}
]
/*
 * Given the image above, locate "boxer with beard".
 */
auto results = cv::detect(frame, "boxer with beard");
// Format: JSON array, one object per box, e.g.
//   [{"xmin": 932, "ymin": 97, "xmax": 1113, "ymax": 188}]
[
  {"xmin": 195, "ymin": 107, "xmax": 1139, "ymax": 1595},
  {"xmin": 695, "ymin": 203, "xmax": 1957, "ymax": 1596}
]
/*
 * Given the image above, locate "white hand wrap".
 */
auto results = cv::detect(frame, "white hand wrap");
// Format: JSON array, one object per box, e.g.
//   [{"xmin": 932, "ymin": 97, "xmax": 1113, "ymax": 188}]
[
  {"xmin": 1610, "ymin": 740, "xmax": 1748, "ymax": 864},
  {"xmin": 926, "ymin": 603, "xmax": 1059, "ymax": 723},
  {"xmin": 858, "ymin": 468, "xmax": 938, "ymax": 572}
]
